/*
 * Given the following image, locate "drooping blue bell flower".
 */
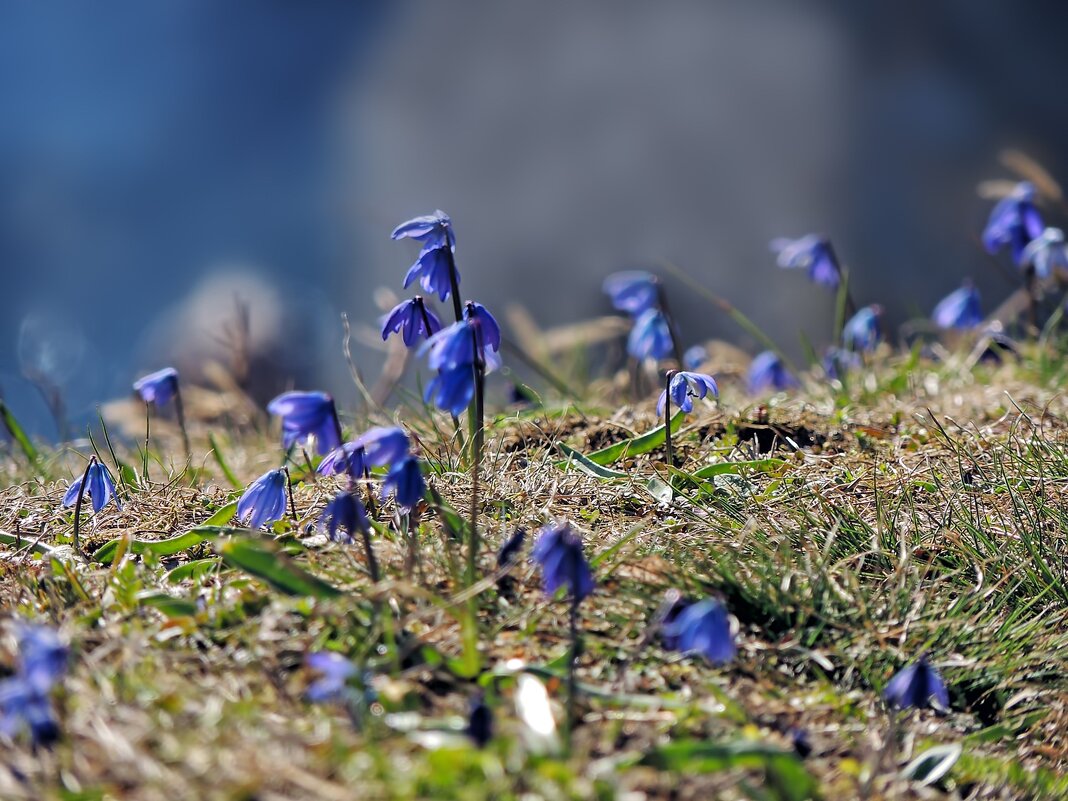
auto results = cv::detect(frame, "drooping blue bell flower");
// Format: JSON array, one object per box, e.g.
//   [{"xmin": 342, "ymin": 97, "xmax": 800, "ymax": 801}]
[
  {"xmin": 627, "ymin": 308, "xmax": 674, "ymax": 362},
  {"xmin": 657, "ymin": 371, "xmax": 718, "ymax": 417},
  {"xmin": 317, "ymin": 442, "xmax": 367, "ymax": 479},
  {"xmin": 662, "ymin": 597, "xmax": 736, "ymax": 664},
  {"xmin": 391, "ymin": 210, "xmax": 455, "ymax": 250},
  {"xmin": 267, "ymin": 391, "xmax": 342, "ymax": 456},
  {"xmin": 682, "ymin": 344, "xmax": 708, "ymax": 371},
  {"xmin": 425, "ymin": 364, "xmax": 477, "ymax": 416},
  {"xmin": 882, "ymin": 656, "xmax": 949, "ymax": 711},
  {"xmin": 464, "ymin": 301, "xmax": 502, "ymax": 354},
  {"xmin": 747, "ymin": 351, "xmax": 799, "ymax": 394},
  {"xmin": 62, "ymin": 461, "xmax": 120, "ymax": 514},
  {"xmin": 532, "ymin": 522, "xmax": 595, "ymax": 602},
  {"xmin": 353, "ymin": 426, "xmax": 411, "ymax": 468},
  {"xmin": 237, "ymin": 468, "xmax": 289, "ymax": 529},
  {"xmin": 404, "ymin": 243, "xmax": 458, "ymax": 302},
  {"xmin": 842, "ymin": 305, "xmax": 882, "ymax": 353},
  {"xmin": 305, "ymin": 651, "xmax": 358, "ymax": 703},
  {"xmin": 497, "ymin": 527, "xmax": 527, "ymax": 569},
  {"xmin": 381, "ymin": 297, "xmax": 442, "ymax": 347},
  {"xmin": 982, "ymin": 181, "xmax": 1044, "ymax": 265},
  {"xmin": 603, "ymin": 271, "xmax": 659, "ymax": 316},
  {"xmin": 133, "ymin": 367, "xmax": 179, "ymax": 407},
  {"xmin": 319, "ymin": 492, "xmax": 369, "ymax": 545},
  {"xmin": 932, "ymin": 282, "xmax": 982, "ymax": 330},
  {"xmin": 771, "ymin": 234, "xmax": 841, "ymax": 289},
  {"xmin": 1020, "ymin": 227, "xmax": 1068, "ymax": 279},
  {"xmin": 381, "ymin": 456, "xmax": 425, "ymax": 510},
  {"xmin": 0, "ymin": 623, "xmax": 68, "ymax": 747}
]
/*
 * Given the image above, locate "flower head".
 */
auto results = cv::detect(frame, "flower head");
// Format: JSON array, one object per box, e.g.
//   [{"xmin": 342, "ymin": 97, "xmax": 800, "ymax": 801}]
[
  {"xmin": 1021, "ymin": 227, "xmax": 1068, "ymax": 279},
  {"xmin": 237, "ymin": 468, "xmax": 288, "ymax": 529},
  {"xmin": 747, "ymin": 351, "xmax": 799, "ymax": 394},
  {"xmin": 391, "ymin": 210, "xmax": 455, "ymax": 250},
  {"xmin": 0, "ymin": 623, "xmax": 67, "ymax": 747},
  {"xmin": 133, "ymin": 367, "xmax": 179, "ymax": 407},
  {"xmin": 661, "ymin": 597, "xmax": 736, "ymax": 664},
  {"xmin": 531, "ymin": 522, "xmax": 594, "ymax": 602},
  {"xmin": 305, "ymin": 651, "xmax": 357, "ymax": 703},
  {"xmin": 682, "ymin": 345, "xmax": 708, "ymax": 371},
  {"xmin": 497, "ymin": 527, "xmax": 527, "ymax": 569},
  {"xmin": 319, "ymin": 492, "xmax": 369, "ymax": 545},
  {"xmin": 62, "ymin": 461, "xmax": 120, "ymax": 514},
  {"xmin": 380, "ymin": 297, "xmax": 442, "ymax": 347},
  {"xmin": 627, "ymin": 308, "xmax": 674, "ymax": 362},
  {"xmin": 657, "ymin": 371, "xmax": 718, "ymax": 417},
  {"xmin": 15, "ymin": 625, "xmax": 68, "ymax": 694},
  {"xmin": 466, "ymin": 694, "xmax": 493, "ymax": 748},
  {"xmin": 603, "ymin": 271, "xmax": 659, "ymax": 316},
  {"xmin": 424, "ymin": 364, "xmax": 477, "ymax": 416},
  {"xmin": 932, "ymin": 281, "xmax": 982, "ymax": 330},
  {"xmin": 267, "ymin": 391, "xmax": 341, "ymax": 456},
  {"xmin": 381, "ymin": 456, "xmax": 425, "ymax": 510},
  {"xmin": 843, "ymin": 305, "xmax": 882, "ymax": 353},
  {"xmin": 317, "ymin": 442, "xmax": 367, "ymax": 479},
  {"xmin": 982, "ymin": 182, "xmax": 1044, "ymax": 265},
  {"xmin": 771, "ymin": 234, "xmax": 841, "ymax": 288},
  {"xmin": 882, "ymin": 656, "xmax": 949, "ymax": 711},
  {"xmin": 823, "ymin": 346, "xmax": 861, "ymax": 380},
  {"xmin": 464, "ymin": 302, "xmax": 502, "ymax": 354},
  {"xmin": 403, "ymin": 243, "xmax": 458, "ymax": 302},
  {"xmin": 354, "ymin": 426, "xmax": 411, "ymax": 468}
]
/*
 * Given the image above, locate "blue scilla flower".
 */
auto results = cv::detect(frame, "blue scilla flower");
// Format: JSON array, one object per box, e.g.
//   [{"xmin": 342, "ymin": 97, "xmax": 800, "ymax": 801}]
[
  {"xmin": 603, "ymin": 271, "xmax": 659, "ymax": 316},
  {"xmin": 305, "ymin": 651, "xmax": 358, "ymax": 703},
  {"xmin": 497, "ymin": 527, "xmax": 527, "ymax": 569},
  {"xmin": 662, "ymin": 597, "xmax": 736, "ymax": 664},
  {"xmin": 267, "ymin": 391, "xmax": 342, "ymax": 456},
  {"xmin": 391, "ymin": 209, "xmax": 455, "ymax": 250},
  {"xmin": 982, "ymin": 182, "xmax": 1044, "ymax": 265},
  {"xmin": 354, "ymin": 426, "xmax": 411, "ymax": 468},
  {"xmin": 0, "ymin": 623, "xmax": 67, "ymax": 747},
  {"xmin": 932, "ymin": 281, "xmax": 982, "ymax": 330},
  {"xmin": 883, "ymin": 656, "xmax": 949, "ymax": 712},
  {"xmin": 319, "ymin": 492, "xmax": 369, "ymax": 545},
  {"xmin": 747, "ymin": 351, "xmax": 799, "ymax": 394},
  {"xmin": 657, "ymin": 371, "xmax": 718, "ymax": 417},
  {"xmin": 62, "ymin": 460, "xmax": 120, "ymax": 514},
  {"xmin": 771, "ymin": 234, "xmax": 841, "ymax": 289},
  {"xmin": 317, "ymin": 442, "xmax": 367, "ymax": 479},
  {"xmin": 382, "ymin": 456, "xmax": 425, "ymax": 510},
  {"xmin": 532, "ymin": 522, "xmax": 595, "ymax": 601},
  {"xmin": 464, "ymin": 302, "xmax": 502, "ymax": 354},
  {"xmin": 403, "ymin": 243, "xmax": 458, "ymax": 302},
  {"xmin": 843, "ymin": 305, "xmax": 882, "ymax": 353},
  {"xmin": 425, "ymin": 364, "xmax": 477, "ymax": 416},
  {"xmin": 823, "ymin": 347, "xmax": 861, "ymax": 380},
  {"xmin": 627, "ymin": 308, "xmax": 674, "ymax": 362},
  {"xmin": 15, "ymin": 625, "xmax": 69, "ymax": 694},
  {"xmin": 133, "ymin": 367, "xmax": 179, "ymax": 407},
  {"xmin": 1021, "ymin": 227, "xmax": 1068, "ymax": 279},
  {"xmin": 381, "ymin": 296, "xmax": 442, "ymax": 347},
  {"xmin": 237, "ymin": 468, "xmax": 288, "ymax": 529},
  {"xmin": 683, "ymin": 344, "xmax": 709, "ymax": 371},
  {"xmin": 424, "ymin": 320, "xmax": 479, "ymax": 372}
]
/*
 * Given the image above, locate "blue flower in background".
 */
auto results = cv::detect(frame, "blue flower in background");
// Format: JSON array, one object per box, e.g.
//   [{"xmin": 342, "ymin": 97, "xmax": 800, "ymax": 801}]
[
  {"xmin": 133, "ymin": 367, "xmax": 179, "ymax": 407},
  {"xmin": 532, "ymin": 522, "xmax": 594, "ymax": 601},
  {"xmin": 317, "ymin": 442, "xmax": 367, "ymax": 479},
  {"xmin": 305, "ymin": 651, "xmax": 358, "ymax": 703},
  {"xmin": 237, "ymin": 468, "xmax": 288, "ymax": 529},
  {"xmin": 883, "ymin": 656, "xmax": 949, "ymax": 711},
  {"xmin": 627, "ymin": 308, "xmax": 674, "ymax": 362},
  {"xmin": 0, "ymin": 623, "xmax": 67, "ymax": 747},
  {"xmin": 62, "ymin": 461, "xmax": 120, "ymax": 514},
  {"xmin": 682, "ymin": 344, "xmax": 708, "ymax": 371},
  {"xmin": 319, "ymin": 492, "xmax": 369, "ymax": 545},
  {"xmin": 932, "ymin": 282, "xmax": 982, "ymax": 330},
  {"xmin": 823, "ymin": 347, "xmax": 861, "ymax": 380},
  {"xmin": 1021, "ymin": 227, "xmax": 1068, "ymax": 279},
  {"xmin": 464, "ymin": 302, "xmax": 502, "ymax": 354},
  {"xmin": 425, "ymin": 364, "xmax": 477, "ymax": 416},
  {"xmin": 657, "ymin": 371, "xmax": 718, "ymax": 417},
  {"xmin": 403, "ymin": 243, "xmax": 458, "ymax": 302},
  {"xmin": 603, "ymin": 271, "xmax": 659, "ymax": 316},
  {"xmin": 747, "ymin": 351, "xmax": 799, "ymax": 394},
  {"xmin": 466, "ymin": 694, "xmax": 493, "ymax": 748},
  {"xmin": 497, "ymin": 527, "xmax": 526, "ymax": 569},
  {"xmin": 843, "ymin": 305, "xmax": 882, "ymax": 352},
  {"xmin": 381, "ymin": 297, "xmax": 442, "ymax": 347},
  {"xmin": 771, "ymin": 234, "xmax": 841, "ymax": 288},
  {"xmin": 382, "ymin": 456, "xmax": 425, "ymax": 510},
  {"xmin": 391, "ymin": 210, "xmax": 455, "ymax": 250},
  {"xmin": 662, "ymin": 597, "xmax": 736, "ymax": 664},
  {"xmin": 267, "ymin": 391, "xmax": 341, "ymax": 455},
  {"xmin": 354, "ymin": 426, "xmax": 411, "ymax": 468},
  {"xmin": 982, "ymin": 182, "xmax": 1044, "ymax": 265},
  {"xmin": 15, "ymin": 625, "xmax": 68, "ymax": 694}
]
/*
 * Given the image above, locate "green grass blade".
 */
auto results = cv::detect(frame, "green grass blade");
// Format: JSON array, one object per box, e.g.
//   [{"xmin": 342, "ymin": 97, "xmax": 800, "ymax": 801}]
[
  {"xmin": 218, "ymin": 537, "xmax": 342, "ymax": 598},
  {"xmin": 0, "ymin": 399, "xmax": 39, "ymax": 466}
]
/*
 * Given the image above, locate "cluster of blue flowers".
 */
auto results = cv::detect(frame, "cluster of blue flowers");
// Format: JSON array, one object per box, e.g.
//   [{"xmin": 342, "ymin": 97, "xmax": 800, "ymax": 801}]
[
  {"xmin": 603, "ymin": 271, "xmax": 676, "ymax": 363},
  {"xmin": 0, "ymin": 624, "xmax": 68, "ymax": 747}
]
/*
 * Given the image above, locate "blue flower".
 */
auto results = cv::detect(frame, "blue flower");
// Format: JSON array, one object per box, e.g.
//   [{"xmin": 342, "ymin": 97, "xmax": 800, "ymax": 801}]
[
  {"xmin": 662, "ymin": 597, "xmax": 736, "ymax": 664},
  {"xmin": 747, "ymin": 351, "xmax": 799, "ymax": 394},
  {"xmin": 0, "ymin": 623, "xmax": 67, "ymax": 747},
  {"xmin": 1021, "ymin": 227, "xmax": 1068, "ymax": 279},
  {"xmin": 305, "ymin": 651, "xmax": 358, "ymax": 702},
  {"xmin": 466, "ymin": 694, "xmax": 493, "ymax": 748},
  {"xmin": 627, "ymin": 308, "xmax": 674, "ymax": 362},
  {"xmin": 267, "ymin": 391, "xmax": 341, "ymax": 456},
  {"xmin": 657, "ymin": 371, "xmax": 718, "ymax": 417},
  {"xmin": 932, "ymin": 282, "xmax": 982, "ymax": 330},
  {"xmin": 464, "ymin": 302, "xmax": 502, "ymax": 354},
  {"xmin": 391, "ymin": 210, "xmax": 455, "ymax": 250},
  {"xmin": 62, "ymin": 461, "xmax": 120, "ymax": 514},
  {"xmin": 823, "ymin": 347, "xmax": 861, "ymax": 380},
  {"xmin": 883, "ymin": 657, "xmax": 949, "ymax": 711},
  {"xmin": 771, "ymin": 234, "xmax": 841, "ymax": 288},
  {"xmin": 843, "ymin": 305, "xmax": 882, "ymax": 352},
  {"xmin": 317, "ymin": 442, "xmax": 367, "ymax": 479},
  {"xmin": 133, "ymin": 367, "xmax": 179, "ymax": 407},
  {"xmin": 982, "ymin": 182, "xmax": 1044, "ymax": 265},
  {"xmin": 682, "ymin": 345, "xmax": 708, "ymax": 371},
  {"xmin": 354, "ymin": 426, "xmax": 411, "ymax": 468},
  {"xmin": 15, "ymin": 625, "xmax": 68, "ymax": 694},
  {"xmin": 657, "ymin": 592, "xmax": 693, "ymax": 651},
  {"xmin": 424, "ymin": 321, "xmax": 478, "ymax": 371},
  {"xmin": 497, "ymin": 527, "xmax": 526, "ymax": 568},
  {"xmin": 425, "ymin": 364, "xmax": 476, "ymax": 416},
  {"xmin": 381, "ymin": 297, "xmax": 442, "ymax": 347},
  {"xmin": 381, "ymin": 456, "xmax": 425, "ymax": 510},
  {"xmin": 532, "ymin": 522, "xmax": 594, "ymax": 601},
  {"xmin": 237, "ymin": 468, "xmax": 289, "ymax": 529},
  {"xmin": 319, "ymin": 492, "xmax": 369, "ymax": 545},
  {"xmin": 403, "ymin": 243, "xmax": 458, "ymax": 302},
  {"xmin": 603, "ymin": 271, "xmax": 659, "ymax": 316}
]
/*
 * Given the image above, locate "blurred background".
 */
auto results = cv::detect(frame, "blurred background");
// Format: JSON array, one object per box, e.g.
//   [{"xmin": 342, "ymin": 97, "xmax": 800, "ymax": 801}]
[{"xmin": 3, "ymin": 0, "xmax": 1067, "ymax": 437}]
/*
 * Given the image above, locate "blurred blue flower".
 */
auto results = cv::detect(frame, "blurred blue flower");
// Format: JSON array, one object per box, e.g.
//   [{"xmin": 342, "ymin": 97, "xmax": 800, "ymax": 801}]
[
  {"xmin": 682, "ymin": 344, "xmax": 708, "ymax": 371},
  {"xmin": 977, "ymin": 327, "xmax": 1019, "ymax": 364},
  {"xmin": 982, "ymin": 182, "xmax": 1044, "ymax": 265},
  {"xmin": 237, "ymin": 469, "xmax": 289, "ymax": 529},
  {"xmin": 62, "ymin": 461, "xmax": 120, "ymax": 514},
  {"xmin": 403, "ymin": 243, "xmax": 458, "ymax": 302},
  {"xmin": 15, "ymin": 625, "xmax": 68, "ymax": 694},
  {"xmin": 771, "ymin": 234, "xmax": 841, "ymax": 288},
  {"xmin": 497, "ymin": 527, "xmax": 527, "ymax": 569},
  {"xmin": 466, "ymin": 694, "xmax": 493, "ymax": 748},
  {"xmin": 843, "ymin": 305, "xmax": 882, "ymax": 352},
  {"xmin": 1021, "ymin": 227, "xmax": 1068, "ymax": 279},
  {"xmin": 883, "ymin": 657, "xmax": 949, "ymax": 711},
  {"xmin": 381, "ymin": 297, "xmax": 442, "ymax": 347},
  {"xmin": 823, "ymin": 347, "xmax": 861, "ymax": 380},
  {"xmin": 319, "ymin": 492, "xmax": 369, "ymax": 545},
  {"xmin": 657, "ymin": 371, "xmax": 718, "ymax": 417},
  {"xmin": 662, "ymin": 597, "xmax": 735, "ymax": 664},
  {"xmin": 791, "ymin": 727, "xmax": 813, "ymax": 759},
  {"xmin": 305, "ymin": 651, "xmax": 357, "ymax": 702},
  {"xmin": 267, "ymin": 391, "xmax": 341, "ymax": 456},
  {"xmin": 424, "ymin": 320, "xmax": 478, "ymax": 371},
  {"xmin": 657, "ymin": 592, "xmax": 692, "ymax": 651},
  {"xmin": 133, "ymin": 367, "xmax": 179, "ymax": 407},
  {"xmin": 354, "ymin": 426, "xmax": 411, "ymax": 468},
  {"xmin": 532, "ymin": 522, "xmax": 594, "ymax": 601},
  {"xmin": 603, "ymin": 271, "xmax": 659, "ymax": 316},
  {"xmin": 747, "ymin": 351, "xmax": 799, "ymax": 394},
  {"xmin": 317, "ymin": 442, "xmax": 367, "ymax": 479},
  {"xmin": 627, "ymin": 308, "xmax": 674, "ymax": 362},
  {"xmin": 391, "ymin": 210, "xmax": 455, "ymax": 250},
  {"xmin": 932, "ymin": 282, "xmax": 982, "ymax": 330},
  {"xmin": 0, "ymin": 623, "xmax": 67, "ymax": 747},
  {"xmin": 425, "ymin": 364, "xmax": 476, "ymax": 416},
  {"xmin": 464, "ymin": 302, "xmax": 502, "ymax": 354},
  {"xmin": 382, "ymin": 456, "xmax": 425, "ymax": 510}
]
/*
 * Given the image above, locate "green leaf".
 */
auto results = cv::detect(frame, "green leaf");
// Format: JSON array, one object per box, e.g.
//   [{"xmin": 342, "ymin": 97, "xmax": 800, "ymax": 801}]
[
  {"xmin": 0, "ymin": 398, "xmax": 39, "ymax": 466},
  {"xmin": 202, "ymin": 500, "xmax": 239, "ymax": 527},
  {"xmin": 209, "ymin": 432, "xmax": 242, "ymax": 489},
  {"xmin": 136, "ymin": 591, "xmax": 199, "ymax": 618},
  {"xmin": 583, "ymin": 411, "xmax": 686, "ymax": 466},
  {"xmin": 92, "ymin": 522, "xmax": 245, "ymax": 565},
  {"xmin": 555, "ymin": 442, "xmax": 629, "ymax": 479},
  {"xmin": 165, "ymin": 558, "xmax": 222, "ymax": 583},
  {"xmin": 691, "ymin": 458, "xmax": 786, "ymax": 479},
  {"xmin": 0, "ymin": 529, "xmax": 57, "ymax": 556},
  {"xmin": 218, "ymin": 537, "xmax": 342, "ymax": 598},
  {"xmin": 644, "ymin": 476, "xmax": 674, "ymax": 504}
]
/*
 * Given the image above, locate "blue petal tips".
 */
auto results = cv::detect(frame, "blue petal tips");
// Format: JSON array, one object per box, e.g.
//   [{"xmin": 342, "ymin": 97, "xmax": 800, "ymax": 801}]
[
  {"xmin": 133, "ymin": 367, "xmax": 179, "ymax": 407},
  {"xmin": 932, "ymin": 281, "xmax": 982, "ymax": 330},
  {"xmin": 603, "ymin": 271, "xmax": 659, "ymax": 316},
  {"xmin": 657, "ymin": 371, "xmax": 718, "ymax": 417},
  {"xmin": 237, "ymin": 468, "xmax": 289, "ymax": 529},
  {"xmin": 842, "ymin": 305, "xmax": 882, "ymax": 353},
  {"xmin": 982, "ymin": 182, "xmax": 1044, "ymax": 266},
  {"xmin": 267, "ymin": 391, "xmax": 342, "ymax": 456},
  {"xmin": 747, "ymin": 351, "xmax": 799, "ymax": 394},
  {"xmin": 662, "ymin": 597, "xmax": 736, "ymax": 665},
  {"xmin": 532, "ymin": 521, "xmax": 594, "ymax": 602},
  {"xmin": 882, "ymin": 656, "xmax": 949, "ymax": 712},
  {"xmin": 381, "ymin": 297, "xmax": 443, "ymax": 347},
  {"xmin": 319, "ymin": 491, "xmax": 369, "ymax": 545},
  {"xmin": 62, "ymin": 461, "xmax": 120, "ymax": 514},
  {"xmin": 771, "ymin": 234, "xmax": 842, "ymax": 289},
  {"xmin": 627, "ymin": 308, "xmax": 674, "ymax": 362}
]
